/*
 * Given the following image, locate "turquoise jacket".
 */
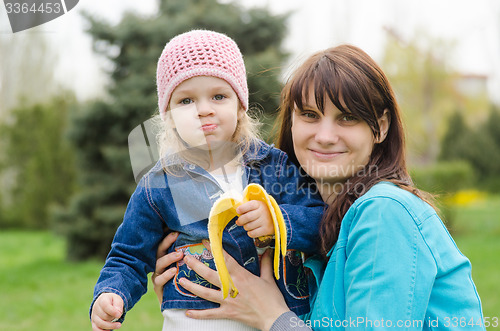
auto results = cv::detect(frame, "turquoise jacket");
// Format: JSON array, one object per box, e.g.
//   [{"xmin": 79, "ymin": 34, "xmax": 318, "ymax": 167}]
[{"xmin": 303, "ymin": 182, "xmax": 485, "ymax": 330}]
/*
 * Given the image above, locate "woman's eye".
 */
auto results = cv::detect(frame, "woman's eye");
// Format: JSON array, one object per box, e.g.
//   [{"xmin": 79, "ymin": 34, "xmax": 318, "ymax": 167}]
[
  {"xmin": 340, "ymin": 114, "xmax": 358, "ymax": 122},
  {"xmin": 301, "ymin": 111, "xmax": 318, "ymax": 119},
  {"xmin": 213, "ymin": 94, "xmax": 226, "ymax": 101}
]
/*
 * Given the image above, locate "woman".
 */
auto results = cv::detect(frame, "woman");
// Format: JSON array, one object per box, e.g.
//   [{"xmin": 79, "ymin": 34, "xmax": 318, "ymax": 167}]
[{"xmin": 152, "ymin": 45, "xmax": 485, "ymax": 330}]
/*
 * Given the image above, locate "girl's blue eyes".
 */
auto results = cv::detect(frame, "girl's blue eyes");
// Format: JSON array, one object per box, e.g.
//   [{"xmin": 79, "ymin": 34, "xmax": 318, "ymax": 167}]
[{"xmin": 178, "ymin": 95, "xmax": 226, "ymax": 104}]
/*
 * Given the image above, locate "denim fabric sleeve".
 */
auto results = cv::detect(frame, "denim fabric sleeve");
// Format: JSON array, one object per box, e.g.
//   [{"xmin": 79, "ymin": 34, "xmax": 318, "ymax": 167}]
[
  {"xmin": 272, "ymin": 151, "xmax": 325, "ymax": 254},
  {"xmin": 343, "ymin": 196, "xmax": 435, "ymax": 329},
  {"xmin": 90, "ymin": 180, "xmax": 165, "ymax": 322}
]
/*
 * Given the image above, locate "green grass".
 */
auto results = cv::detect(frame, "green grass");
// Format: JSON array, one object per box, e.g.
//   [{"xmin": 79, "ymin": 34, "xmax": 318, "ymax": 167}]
[
  {"xmin": 448, "ymin": 195, "xmax": 500, "ymax": 323},
  {"xmin": 0, "ymin": 196, "xmax": 499, "ymax": 330},
  {"xmin": 0, "ymin": 231, "xmax": 162, "ymax": 330}
]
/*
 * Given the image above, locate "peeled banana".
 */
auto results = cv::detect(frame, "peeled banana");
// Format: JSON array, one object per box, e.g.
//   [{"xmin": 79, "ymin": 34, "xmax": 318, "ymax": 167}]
[{"xmin": 207, "ymin": 183, "xmax": 287, "ymax": 299}]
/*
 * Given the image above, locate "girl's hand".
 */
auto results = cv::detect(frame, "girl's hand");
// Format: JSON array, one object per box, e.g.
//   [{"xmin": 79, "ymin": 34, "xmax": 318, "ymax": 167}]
[
  {"xmin": 236, "ymin": 200, "xmax": 275, "ymax": 238},
  {"xmin": 152, "ymin": 232, "xmax": 183, "ymax": 303},
  {"xmin": 91, "ymin": 293, "xmax": 123, "ymax": 331},
  {"xmin": 180, "ymin": 241, "xmax": 290, "ymax": 331}
]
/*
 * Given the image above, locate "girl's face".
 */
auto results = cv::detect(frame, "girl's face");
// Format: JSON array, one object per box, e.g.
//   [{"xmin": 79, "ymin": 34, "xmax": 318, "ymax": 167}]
[
  {"xmin": 291, "ymin": 89, "xmax": 387, "ymax": 186},
  {"xmin": 168, "ymin": 76, "xmax": 243, "ymax": 149}
]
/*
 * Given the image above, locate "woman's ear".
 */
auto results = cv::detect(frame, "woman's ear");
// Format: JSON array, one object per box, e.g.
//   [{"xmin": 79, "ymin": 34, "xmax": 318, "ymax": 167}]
[{"xmin": 376, "ymin": 109, "xmax": 390, "ymax": 143}]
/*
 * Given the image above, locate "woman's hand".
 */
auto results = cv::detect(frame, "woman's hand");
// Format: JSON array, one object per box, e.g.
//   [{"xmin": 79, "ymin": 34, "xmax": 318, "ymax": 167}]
[
  {"xmin": 179, "ymin": 241, "xmax": 290, "ymax": 331},
  {"xmin": 151, "ymin": 232, "xmax": 183, "ymax": 304}
]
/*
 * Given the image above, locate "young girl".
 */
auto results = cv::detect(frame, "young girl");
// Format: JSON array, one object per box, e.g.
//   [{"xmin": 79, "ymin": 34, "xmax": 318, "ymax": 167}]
[{"xmin": 90, "ymin": 30, "xmax": 325, "ymax": 331}]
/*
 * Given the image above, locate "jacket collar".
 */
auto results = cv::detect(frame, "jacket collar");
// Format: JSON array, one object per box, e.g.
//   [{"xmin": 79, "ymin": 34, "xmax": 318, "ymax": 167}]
[{"xmin": 242, "ymin": 139, "xmax": 273, "ymax": 164}]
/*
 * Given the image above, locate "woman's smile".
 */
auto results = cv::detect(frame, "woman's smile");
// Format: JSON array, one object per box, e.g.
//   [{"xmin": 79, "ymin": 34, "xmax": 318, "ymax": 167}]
[{"xmin": 309, "ymin": 149, "xmax": 345, "ymax": 160}]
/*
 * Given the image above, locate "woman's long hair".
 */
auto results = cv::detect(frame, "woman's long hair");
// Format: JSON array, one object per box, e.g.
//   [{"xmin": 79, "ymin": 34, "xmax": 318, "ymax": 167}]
[{"xmin": 276, "ymin": 45, "xmax": 433, "ymax": 256}]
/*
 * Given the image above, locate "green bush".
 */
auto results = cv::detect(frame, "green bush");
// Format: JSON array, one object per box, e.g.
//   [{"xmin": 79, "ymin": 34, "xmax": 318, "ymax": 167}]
[
  {"xmin": 410, "ymin": 160, "xmax": 475, "ymax": 195},
  {"xmin": 410, "ymin": 161, "xmax": 476, "ymax": 229},
  {"xmin": 0, "ymin": 95, "xmax": 76, "ymax": 229},
  {"xmin": 483, "ymin": 177, "xmax": 500, "ymax": 193},
  {"xmin": 440, "ymin": 109, "xmax": 500, "ymax": 193}
]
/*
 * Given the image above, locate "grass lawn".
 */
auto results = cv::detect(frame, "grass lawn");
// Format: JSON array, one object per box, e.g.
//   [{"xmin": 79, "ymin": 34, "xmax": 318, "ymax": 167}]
[
  {"xmin": 0, "ymin": 195, "xmax": 498, "ymax": 330},
  {"xmin": 448, "ymin": 195, "xmax": 500, "ymax": 324},
  {"xmin": 0, "ymin": 231, "xmax": 162, "ymax": 330}
]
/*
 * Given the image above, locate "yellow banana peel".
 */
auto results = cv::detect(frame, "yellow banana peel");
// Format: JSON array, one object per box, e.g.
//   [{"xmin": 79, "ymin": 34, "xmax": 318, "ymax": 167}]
[{"xmin": 207, "ymin": 183, "xmax": 287, "ymax": 299}]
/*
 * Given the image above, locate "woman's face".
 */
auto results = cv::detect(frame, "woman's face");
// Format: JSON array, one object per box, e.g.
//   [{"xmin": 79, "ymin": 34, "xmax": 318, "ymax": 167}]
[{"xmin": 291, "ymin": 90, "xmax": 381, "ymax": 186}]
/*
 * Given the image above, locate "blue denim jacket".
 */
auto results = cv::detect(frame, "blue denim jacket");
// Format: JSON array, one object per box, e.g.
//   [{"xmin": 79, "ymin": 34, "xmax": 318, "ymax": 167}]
[
  {"xmin": 303, "ymin": 182, "xmax": 485, "ymax": 330},
  {"xmin": 91, "ymin": 140, "xmax": 325, "ymax": 320}
]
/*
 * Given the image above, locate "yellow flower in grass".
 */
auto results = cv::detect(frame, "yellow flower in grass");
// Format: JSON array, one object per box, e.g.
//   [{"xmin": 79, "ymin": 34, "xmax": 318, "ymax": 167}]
[{"xmin": 445, "ymin": 190, "xmax": 486, "ymax": 206}]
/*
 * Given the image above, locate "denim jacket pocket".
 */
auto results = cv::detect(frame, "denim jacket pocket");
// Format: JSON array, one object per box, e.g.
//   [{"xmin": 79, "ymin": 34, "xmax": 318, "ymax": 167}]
[
  {"xmin": 282, "ymin": 249, "xmax": 310, "ymax": 299},
  {"xmin": 173, "ymin": 243, "xmax": 218, "ymax": 297}
]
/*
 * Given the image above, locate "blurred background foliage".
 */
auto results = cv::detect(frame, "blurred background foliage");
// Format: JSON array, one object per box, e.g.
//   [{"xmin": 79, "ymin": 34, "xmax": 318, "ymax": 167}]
[
  {"xmin": 1, "ymin": 1, "xmax": 499, "ymax": 329},
  {"xmin": 0, "ymin": 0, "xmax": 499, "ymax": 261},
  {"xmin": 0, "ymin": 95, "xmax": 76, "ymax": 229}
]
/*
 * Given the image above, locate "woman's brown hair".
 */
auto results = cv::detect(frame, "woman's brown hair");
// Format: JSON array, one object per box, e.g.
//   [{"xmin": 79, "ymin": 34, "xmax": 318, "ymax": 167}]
[{"xmin": 276, "ymin": 44, "xmax": 433, "ymax": 257}]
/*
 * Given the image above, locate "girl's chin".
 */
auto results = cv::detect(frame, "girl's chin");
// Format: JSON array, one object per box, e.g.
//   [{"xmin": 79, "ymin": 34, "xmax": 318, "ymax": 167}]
[{"xmin": 190, "ymin": 140, "xmax": 235, "ymax": 152}]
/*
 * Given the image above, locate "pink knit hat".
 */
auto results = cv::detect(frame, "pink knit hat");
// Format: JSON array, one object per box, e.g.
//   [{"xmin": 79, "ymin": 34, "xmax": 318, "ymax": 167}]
[{"xmin": 157, "ymin": 30, "xmax": 248, "ymax": 120}]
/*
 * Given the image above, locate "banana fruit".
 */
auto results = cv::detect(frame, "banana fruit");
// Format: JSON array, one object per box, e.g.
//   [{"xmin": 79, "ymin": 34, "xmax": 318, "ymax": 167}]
[{"xmin": 207, "ymin": 183, "xmax": 287, "ymax": 299}]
